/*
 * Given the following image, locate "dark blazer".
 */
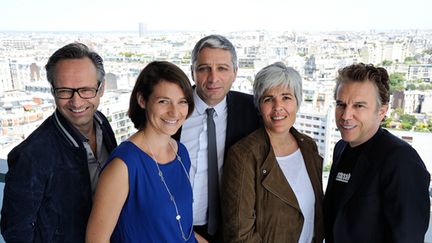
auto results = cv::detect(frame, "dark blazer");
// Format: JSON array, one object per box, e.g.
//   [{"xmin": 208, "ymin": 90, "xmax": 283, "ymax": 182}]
[
  {"xmin": 221, "ymin": 127, "xmax": 324, "ymax": 243},
  {"xmin": 173, "ymin": 90, "xmax": 261, "ymax": 158},
  {"xmin": 324, "ymin": 128, "xmax": 430, "ymax": 243},
  {"xmin": 1, "ymin": 110, "xmax": 117, "ymax": 243}
]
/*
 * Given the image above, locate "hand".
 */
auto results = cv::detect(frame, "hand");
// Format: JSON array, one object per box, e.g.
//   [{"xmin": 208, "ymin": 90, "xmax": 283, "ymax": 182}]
[{"xmin": 194, "ymin": 232, "xmax": 209, "ymax": 243}]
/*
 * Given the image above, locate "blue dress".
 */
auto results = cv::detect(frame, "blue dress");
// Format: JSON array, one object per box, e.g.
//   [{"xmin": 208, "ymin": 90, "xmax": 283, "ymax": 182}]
[{"xmin": 109, "ymin": 140, "xmax": 196, "ymax": 243}]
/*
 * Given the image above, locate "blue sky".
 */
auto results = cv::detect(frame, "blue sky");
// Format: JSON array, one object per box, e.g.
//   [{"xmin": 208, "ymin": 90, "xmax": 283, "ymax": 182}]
[{"xmin": 1, "ymin": 0, "xmax": 431, "ymax": 31}]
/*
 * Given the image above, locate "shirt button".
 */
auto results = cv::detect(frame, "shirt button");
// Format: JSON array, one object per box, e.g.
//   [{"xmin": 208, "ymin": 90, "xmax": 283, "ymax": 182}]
[{"xmin": 262, "ymin": 169, "xmax": 267, "ymax": 174}]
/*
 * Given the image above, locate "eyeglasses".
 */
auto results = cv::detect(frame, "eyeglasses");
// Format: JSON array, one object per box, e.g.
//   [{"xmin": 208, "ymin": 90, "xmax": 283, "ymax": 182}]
[{"xmin": 52, "ymin": 82, "xmax": 102, "ymax": 99}]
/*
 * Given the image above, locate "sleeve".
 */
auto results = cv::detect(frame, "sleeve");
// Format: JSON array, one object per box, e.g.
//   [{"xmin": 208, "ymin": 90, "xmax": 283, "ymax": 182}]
[
  {"xmin": 221, "ymin": 146, "xmax": 262, "ymax": 243},
  {"xmin": 381, "ymin": 146, "xmax": 430, "ymax": 243},
  {"xmin": 1, "ymin": 150, "xmax": 49, "ymax": 242}
]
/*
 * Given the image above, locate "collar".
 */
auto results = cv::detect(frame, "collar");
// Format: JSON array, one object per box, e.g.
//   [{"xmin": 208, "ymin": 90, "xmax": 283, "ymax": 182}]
[
  {"xmin": 54, "ymin": 109, "xmax": 104, "ymax": 148},
  {"xmin": 193, "ymin": 88, "xmax": 227, "ymax": 116}
]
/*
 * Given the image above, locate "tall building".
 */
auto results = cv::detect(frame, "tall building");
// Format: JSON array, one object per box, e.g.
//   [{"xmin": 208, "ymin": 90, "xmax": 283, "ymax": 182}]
[{"xmin": 138, "ymin": 22, "xmax": 147, "ymax": 38}]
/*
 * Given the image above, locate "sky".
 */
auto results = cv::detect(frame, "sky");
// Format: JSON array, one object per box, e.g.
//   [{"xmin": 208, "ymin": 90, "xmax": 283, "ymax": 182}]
[{"xmin": 1, "ymin": 0, "xmax": 431, "ymax": 32}]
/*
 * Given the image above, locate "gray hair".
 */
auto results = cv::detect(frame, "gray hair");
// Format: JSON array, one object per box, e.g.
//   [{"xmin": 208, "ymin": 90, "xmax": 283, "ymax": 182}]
[
  {"xmin": 191, "ymin": 34, "xmax": 238, "ymax": 70},
  {"xmin": 253, "ymin": 62, "xmax": 303, "ymax": 111},
  {"xmin": 45, "ymin": 42, "xmax": 105, "ymax": 86}
]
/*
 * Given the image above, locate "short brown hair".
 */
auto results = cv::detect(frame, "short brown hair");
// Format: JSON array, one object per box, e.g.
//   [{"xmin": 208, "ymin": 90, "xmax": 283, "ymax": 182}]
[
  {"xmin": 128, "ymin": 61, "xmax": 194, "ymax": 130},
  {"xmin": 335, "ymin": 63, "xmax": 390, "ymax": 107}
]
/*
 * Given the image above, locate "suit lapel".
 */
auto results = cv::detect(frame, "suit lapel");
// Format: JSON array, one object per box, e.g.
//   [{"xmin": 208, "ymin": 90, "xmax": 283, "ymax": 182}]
[
  {"xmin": 225, "ymin": 91, "xmax": 235, "ymax": 156},
  {"xmin": 331, "ymin": 133, "xmax": 381, "ymax": 211}
]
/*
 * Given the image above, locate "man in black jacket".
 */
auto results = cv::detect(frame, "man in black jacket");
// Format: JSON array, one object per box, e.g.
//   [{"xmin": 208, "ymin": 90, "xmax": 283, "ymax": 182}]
[
  {"xmin": 324, "ymin": 63, "xmax": 430, "ymax": 243},
  {"xmin": 1, "ymin": 43, "xmax": 117, "ymax": 242},
  {"xmin": 174, "ymin": 35, "xmax": 260, "ymax": 242}
]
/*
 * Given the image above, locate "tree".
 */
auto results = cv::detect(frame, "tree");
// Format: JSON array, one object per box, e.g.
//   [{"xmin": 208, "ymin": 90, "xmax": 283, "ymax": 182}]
[
  {"xmin": 381, "ymin": 59, "xmax": 393, "ymax": 66},
  {"xmin": 389, "ymin": 73, "xmax": 405, "ymax": 94},
  {"xmin": 400, "ymin": 114, "xmax": 417, "ymax": 127},
  {"xmin": 406, "ymin": 83, "xmax": 416, "ymax": 90}
]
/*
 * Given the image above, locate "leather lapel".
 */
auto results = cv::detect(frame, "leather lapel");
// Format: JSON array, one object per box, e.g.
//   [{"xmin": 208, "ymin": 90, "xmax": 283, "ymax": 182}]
[
  {"xmin": 297, "ymin": 134, "xmax": 322, "ymax": 202},
  {"xmin": 261, "ymin": 145, "xmax": 301, "ymax": 212}
]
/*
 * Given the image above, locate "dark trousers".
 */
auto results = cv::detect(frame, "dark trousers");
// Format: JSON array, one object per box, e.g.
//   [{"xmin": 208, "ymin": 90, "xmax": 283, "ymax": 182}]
[{"xmin": 193, "ymin": 224, "xmax": 221, "ymax": 243}]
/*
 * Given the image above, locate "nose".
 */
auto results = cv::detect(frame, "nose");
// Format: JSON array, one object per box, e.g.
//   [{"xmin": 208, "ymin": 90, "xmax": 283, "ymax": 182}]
[
  {"xmin": 69, "ymin": 91, "xmax": 84, "ymax": 106},
  {"xmin": 341, "ymin": 106, "xmax": 353, "ymax": 120},
  {"xmin": 168, "ymin": 103, "xmax": 179, "ymax": 116},
  {"xmin": 272, "ymin": 98, "xmax": 283, "ymax": 111},
  {"xmin": 207, "ymin": 68, "xmax": 218, "ymax": 83}
]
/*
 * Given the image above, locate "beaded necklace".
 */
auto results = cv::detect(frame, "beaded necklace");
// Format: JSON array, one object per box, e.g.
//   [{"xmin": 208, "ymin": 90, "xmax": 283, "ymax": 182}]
[{"xmin": 144, "ymin": 138, "xmax": 194, "ymax": 242}]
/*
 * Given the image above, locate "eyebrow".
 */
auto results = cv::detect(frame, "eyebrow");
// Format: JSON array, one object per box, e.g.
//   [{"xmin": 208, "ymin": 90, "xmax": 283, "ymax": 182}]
[{"xmin": 197, "ymin": 63, "xmax": 231, "ymax": 67}]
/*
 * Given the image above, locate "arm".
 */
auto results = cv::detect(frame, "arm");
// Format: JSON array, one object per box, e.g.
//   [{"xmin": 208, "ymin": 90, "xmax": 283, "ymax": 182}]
[
  {"xmin": 194, "ymin": 232, "xmax": 209, "ymax": 243},
  {"xmin": 221, "ymin": 147, "xmax": 262, "ymax": 243},
  {"xmin": 1, "ymin": 151, "xmax": 47, "ymax": 242},
  {"xmin": 86, "ymin": 158, "xmax": 129, "ymax": 243},
  {"xmin": 381, "ymin": 147, "xmax": 430, "ymax": 243}
]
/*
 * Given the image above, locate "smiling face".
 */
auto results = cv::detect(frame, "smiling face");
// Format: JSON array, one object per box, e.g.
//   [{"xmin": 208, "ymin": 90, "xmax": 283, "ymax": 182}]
[
  {"xmin": 335, "ymin": 80, "xmax": 388, "ymax": 147},
  {"xmin": 259, "ymin": 85, "xmax": 298, "ymax": 137},
  {"xmin": 192, "ymin": 47, "xmax": 237, "ymax": 107},
  {"xmin": 139, "ymin": 80, "xmax": 189, "ymax": 137},
  {"xmin": 53, "ymin": 57, "xmax": 103, "ymax": 135}
]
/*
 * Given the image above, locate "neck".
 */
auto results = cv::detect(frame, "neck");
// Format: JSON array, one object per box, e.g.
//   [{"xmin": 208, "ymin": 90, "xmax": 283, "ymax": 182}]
[
  {"xmin": 266, "ymin": 128, "xmax": 297, "ymax": 157},
  {"xmin": 140, "ymin": 127, "xmax": 175, "ymax": 164}
]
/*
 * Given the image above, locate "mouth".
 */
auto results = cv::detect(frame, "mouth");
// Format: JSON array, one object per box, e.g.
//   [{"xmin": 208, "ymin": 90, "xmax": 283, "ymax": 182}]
[
  {"xmin": 69, "ymin": 107, "xmax": 88, "ymax": 113},
  {"xmin": 271, "ymin": 115, "xmax": 287, "ymax": 121},
  {"xmin": 206, "ymin": 86, "xmax": 221, "ymax": 91},
  {"xmin": 340, "ymin": 124, "xmax": 357, "ymax": 130},
  {"xmin": 162, "ymin": 118, "xmax": 180, "ymax": 125}
]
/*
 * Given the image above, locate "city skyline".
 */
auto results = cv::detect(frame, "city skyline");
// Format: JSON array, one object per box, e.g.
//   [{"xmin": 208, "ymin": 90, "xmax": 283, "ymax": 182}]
[{"xmin": 2, "ymin": 0, "xmax": 432, "ymax": 32}]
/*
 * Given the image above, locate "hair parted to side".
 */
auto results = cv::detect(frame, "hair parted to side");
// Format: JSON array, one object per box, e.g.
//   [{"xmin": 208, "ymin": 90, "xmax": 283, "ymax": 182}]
[
  {"xmin": 335, "ymin": 63, "xmax": 390, "ymax": 107},
  {"xmin": 128, "ymin": 61, "xmax": 195, "ymax": 130},
  {"xmin": 191, "ymin": 34, "xmax": 238, "ymax": 70},
  {"xmin": 45, "ymin": 42, "xmax": 105, "ymax": 86},
  {"xmin": 253, "ymin": 62, "xmax": 303, "ymax": 111}
]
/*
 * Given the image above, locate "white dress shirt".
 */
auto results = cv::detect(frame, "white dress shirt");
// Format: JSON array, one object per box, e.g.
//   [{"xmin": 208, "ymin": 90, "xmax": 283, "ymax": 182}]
[
  {"xmin": 276, "ymin": 149, "xmax": 315, "ymax": 243},
  {"xmin": 180, "ymin": 89, "xmax": 227, "ymax": 225}
]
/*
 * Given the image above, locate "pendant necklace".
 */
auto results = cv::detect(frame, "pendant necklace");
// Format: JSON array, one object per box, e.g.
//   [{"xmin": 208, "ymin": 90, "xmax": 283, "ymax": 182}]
[{"xmin": 144, "ymin": 137, "xmax": 194, "ymax": 242}]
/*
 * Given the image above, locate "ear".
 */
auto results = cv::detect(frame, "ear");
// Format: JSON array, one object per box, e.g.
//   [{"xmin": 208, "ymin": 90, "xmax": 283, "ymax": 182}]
[
  {"xmin": 99, "ymin": 81, "xmax": 105, "ymax": 97},
  {"xmin": 378, "ymin": 104, "xmax": 389, "ymax": 119},
  {"xmin": 232, "ymin": 67, "xmax": 238, "ymax": 83},
  {"xmin": 137, "ymin": 93, "xmax": 146, "ymax": 109},
  {"xmin": 190, "ymin": 65, "xmax": 196, "ymax": 84}
]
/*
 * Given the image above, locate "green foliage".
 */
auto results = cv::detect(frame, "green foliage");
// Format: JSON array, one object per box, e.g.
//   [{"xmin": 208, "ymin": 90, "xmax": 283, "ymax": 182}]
[
  {"xmin": 383, "ymin": 117, "xmax": 392, "ymax": 128},
  {"xmin": 414, "ymin": 123, "xmax": 430, "ymax": 132},
  {"xmin": 423, "ymin": 49, "xmax": 432, "ymax": 55},
  {"xmin": 381, "ymin": 59, "xmax": 393, "ymax": 66},
  {"xmin": 389, "ymin": 73, "xmax": 405, "ymax": 94},
  {"xmin": 400, "ymin": 114, "xmax": 417, "ymax": 126},
  {"xmin": 404, "ymin": 56, "xmax": 414, "ymax": 63},
  {"xmin": 417, "ymin": 84, "xmax": 432, "ymax": 91},
  {"xmin": 405, "ymin": 83, "xmax": 416, "ymax": 90},
  {"xmin": 400, "ymin": 122, "xmax": 413, "ymax": 130}
]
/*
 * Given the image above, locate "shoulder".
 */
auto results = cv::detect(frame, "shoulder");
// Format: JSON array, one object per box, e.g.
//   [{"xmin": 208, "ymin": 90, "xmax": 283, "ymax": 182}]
[
  {"xmin": 9, "ymin": 115, "xmax": 58, "ymax": 157},
  {"xmin": 372, "ymin": 129, "xmax": 428, "ymax": 176},
  {"xmin": 370, "ymin": 129, "xmax": 416, "ymax": 158},
  {"xmin": 108, "ymin": 141, "xmax": 141, "ymax": 165},
  {"xmin": 228, "ymin": 128, "xmax": 268, "ymax": 158},
  {"xmin": 227, "ymin": 91, "xmax": 254, "ymax": 104},
  {"xmin": 291, "ymin": 127, "xmax": 317, "ymax": 147}
]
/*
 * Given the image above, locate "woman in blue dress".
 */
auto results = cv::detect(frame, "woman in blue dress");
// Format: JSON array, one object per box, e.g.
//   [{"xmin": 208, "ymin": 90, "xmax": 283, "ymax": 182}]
[{"xmin": 86, "ymin": 61, "xmax": 198, "ymax": 243}]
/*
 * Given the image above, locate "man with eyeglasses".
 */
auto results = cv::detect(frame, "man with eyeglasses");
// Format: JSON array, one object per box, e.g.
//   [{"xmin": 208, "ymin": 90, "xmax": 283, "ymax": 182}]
[{"xmin": 1, "ymin": 43, "xmax": 117, "ymax": 242}]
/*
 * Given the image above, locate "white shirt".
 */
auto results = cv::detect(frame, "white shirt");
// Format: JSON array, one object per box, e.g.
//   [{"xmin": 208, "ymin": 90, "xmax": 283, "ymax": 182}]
[
  {"xmin": 276, "ymin": 149, "xmax": 315, "ymax": 243},
  {"xmin": 180, "ymin": 89, "xmax": 227, "ymax": 225}
]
